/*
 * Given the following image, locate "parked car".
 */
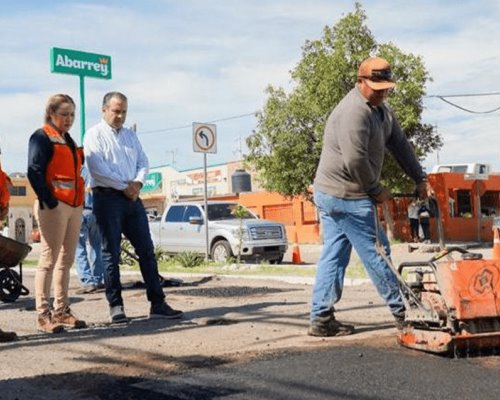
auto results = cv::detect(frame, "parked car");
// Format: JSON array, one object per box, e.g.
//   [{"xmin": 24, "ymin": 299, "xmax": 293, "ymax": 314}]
[{"xmin": 149, "ymin": 201, "xmax": 288, "ymax": 263}]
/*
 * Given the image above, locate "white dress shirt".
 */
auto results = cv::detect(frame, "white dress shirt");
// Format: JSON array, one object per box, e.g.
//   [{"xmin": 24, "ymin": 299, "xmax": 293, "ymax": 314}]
[{"xmin": 83, "ymin": 119, "xmax": 149, "ymax": 190}]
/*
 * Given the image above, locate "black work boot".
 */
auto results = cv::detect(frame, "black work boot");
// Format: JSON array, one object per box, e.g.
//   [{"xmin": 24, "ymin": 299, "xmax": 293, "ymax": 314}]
[
  {"xmin": 308, "ymin": 316, "xmax": 355, "ymax": 337},
  {"xmin": 0, "ymin": 328, "xmax": 18, "ymax": 342},
  {"xmin": 393, "ymin": 313, "xmax": 407, "ymax": 331}
]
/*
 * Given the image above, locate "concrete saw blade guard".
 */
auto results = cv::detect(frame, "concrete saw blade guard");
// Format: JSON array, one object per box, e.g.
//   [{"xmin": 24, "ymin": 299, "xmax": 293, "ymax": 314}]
[{"xmin": 396, "ymin": 250, "xmax": 500, "ymax": 355}]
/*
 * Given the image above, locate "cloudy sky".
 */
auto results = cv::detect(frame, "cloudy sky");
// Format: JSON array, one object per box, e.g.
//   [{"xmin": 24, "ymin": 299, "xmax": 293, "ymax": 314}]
[{"xmin": 1, "ymin": 0, "xmax": 499, "ymax": 175}]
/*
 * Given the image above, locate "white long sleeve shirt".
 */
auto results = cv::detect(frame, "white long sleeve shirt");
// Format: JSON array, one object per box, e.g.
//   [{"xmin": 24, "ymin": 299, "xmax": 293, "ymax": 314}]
[{"xmin": 83, "ymin": 119, "xmax": 149, "ymax": 190}]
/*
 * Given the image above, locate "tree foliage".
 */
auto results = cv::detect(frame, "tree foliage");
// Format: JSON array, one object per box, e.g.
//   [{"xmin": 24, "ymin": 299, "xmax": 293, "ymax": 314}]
[{"xmin": 246, "ymin": 3, "xmax": 442, "ymax": 200}]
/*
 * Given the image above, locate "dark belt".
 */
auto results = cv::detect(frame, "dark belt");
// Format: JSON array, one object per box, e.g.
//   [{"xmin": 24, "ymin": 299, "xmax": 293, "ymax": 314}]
[{"xmin": 92, "ymin": 186, "xmax": 123, "ymax": 195}]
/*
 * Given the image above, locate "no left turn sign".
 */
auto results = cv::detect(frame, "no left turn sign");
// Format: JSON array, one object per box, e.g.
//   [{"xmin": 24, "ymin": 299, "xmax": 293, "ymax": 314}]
[{"xmin": 193, "ymin": 122, "xmax": 217, "ymax": 154}]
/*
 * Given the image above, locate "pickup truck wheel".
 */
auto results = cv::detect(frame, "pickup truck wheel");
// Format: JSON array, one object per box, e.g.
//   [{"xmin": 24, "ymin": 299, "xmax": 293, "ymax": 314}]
[
  {"xmin": 211, "ymin": 240, "xmax": 233, "ymax": 263},
  {"xmin": 269, "ymin": 255, "xmax": 284, "ymax": 265}
]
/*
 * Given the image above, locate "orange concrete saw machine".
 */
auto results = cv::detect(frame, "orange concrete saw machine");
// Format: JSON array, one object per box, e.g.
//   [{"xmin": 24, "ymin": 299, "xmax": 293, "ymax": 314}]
[{"xmin": 376, "ymin": 201, "xmax": 500, "ymax": 355}]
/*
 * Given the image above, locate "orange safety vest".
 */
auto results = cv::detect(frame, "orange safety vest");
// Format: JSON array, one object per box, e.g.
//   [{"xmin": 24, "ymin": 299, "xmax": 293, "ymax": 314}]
[
  {"xmin": 43, "ymin": 124, "xmax": 84, "ymax": 207},
  {"xmin": 0, "ymin": 161, "xmax": 10, "ymax": 209}
]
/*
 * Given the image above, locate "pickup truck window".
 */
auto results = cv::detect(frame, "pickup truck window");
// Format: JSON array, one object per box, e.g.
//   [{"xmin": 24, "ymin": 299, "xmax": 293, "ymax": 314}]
[
  {"xmin": 204, "ymin": 204, "xmax": 256, "ymax": 220},
  {"xmin": 165, "ymin": 205, "xmax": 185, "ymax": 222},
  {"xmin": 184, "ymin": 205, "xmax": 202, "ymax": 221}
]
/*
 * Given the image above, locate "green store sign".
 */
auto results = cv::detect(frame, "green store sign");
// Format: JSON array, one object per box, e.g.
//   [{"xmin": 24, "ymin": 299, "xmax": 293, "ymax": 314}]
[
  {"xmin": 142, "ymin": 172, "xmax": 162, "ymax": 193},
  {"xmin": 50, "ymin": 47, "xmax": 112, "ymax": 79}
]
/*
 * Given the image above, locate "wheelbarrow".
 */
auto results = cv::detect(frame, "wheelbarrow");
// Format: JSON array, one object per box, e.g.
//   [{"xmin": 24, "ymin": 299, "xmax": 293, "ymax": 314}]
[{"xmin": 0, "ymin": 234, "xmax": 31, "ymax": 302}]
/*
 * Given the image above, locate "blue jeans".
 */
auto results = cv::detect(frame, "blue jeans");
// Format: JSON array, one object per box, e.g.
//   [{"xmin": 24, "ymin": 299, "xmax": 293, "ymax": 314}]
[
  {"xmin": 75, "ymin": 210, "xmax": 104, "ymax": 286},
  {"xmin": 93, "ymin": 190, "xmax": 165, "ymax": 307},
  {"xmin": 310, "ymin": 190, "xmax": 405, "ymax": 322}
]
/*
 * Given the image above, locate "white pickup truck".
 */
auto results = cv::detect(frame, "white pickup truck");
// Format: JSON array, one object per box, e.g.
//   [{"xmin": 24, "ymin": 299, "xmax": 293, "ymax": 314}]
[{"xmin": 149, "ymin": 201, "xmax": 288, "ymax": 263}]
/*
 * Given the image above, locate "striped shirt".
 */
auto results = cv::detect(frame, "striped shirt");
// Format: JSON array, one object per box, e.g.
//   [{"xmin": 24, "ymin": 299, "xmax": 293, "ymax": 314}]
[{"xmin": 83, "ymin": 119, "xmax": 149, "ymax": 190}]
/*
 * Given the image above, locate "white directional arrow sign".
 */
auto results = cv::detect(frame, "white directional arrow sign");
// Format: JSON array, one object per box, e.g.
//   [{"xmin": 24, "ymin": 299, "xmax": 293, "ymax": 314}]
[
  {"xmin": 192, "ymin": 122, "xmax": 218, "ymax": 260},
  {"xmin": 193, "ymin": 122, "xmax": 217, "ymax": 154}
]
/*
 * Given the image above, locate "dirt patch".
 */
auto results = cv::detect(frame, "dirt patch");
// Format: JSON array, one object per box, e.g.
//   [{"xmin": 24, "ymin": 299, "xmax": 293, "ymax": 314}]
[{"xmin": 0, "ymin": 272, "xmax": 393, "ymax": 378}]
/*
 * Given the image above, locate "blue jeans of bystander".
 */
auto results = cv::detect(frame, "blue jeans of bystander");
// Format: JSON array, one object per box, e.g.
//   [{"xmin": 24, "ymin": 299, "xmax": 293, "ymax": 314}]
[
  {"xmin": 75, "ymin": 210, "xmax": 104, "ymax": 287},
  {"xmin": 310, "ymin": 190, "xmax": 405, "ymax": 322}
]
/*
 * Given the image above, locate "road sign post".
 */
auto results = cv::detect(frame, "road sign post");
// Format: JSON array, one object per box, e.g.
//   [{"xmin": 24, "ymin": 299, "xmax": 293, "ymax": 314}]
[
  {"xmin": 50, "ymin": 47, "xmax": 112, "ymax": 143},
  {"xmin": 193, "ymin": 123, "xmax": 217, "ymax": 261}
]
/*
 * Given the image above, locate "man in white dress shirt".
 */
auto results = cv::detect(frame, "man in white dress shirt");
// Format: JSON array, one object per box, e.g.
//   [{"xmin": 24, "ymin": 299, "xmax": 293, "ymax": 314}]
[{"xmin": 84, "ymin": 91, "xmax": 183, "ymax": 323}]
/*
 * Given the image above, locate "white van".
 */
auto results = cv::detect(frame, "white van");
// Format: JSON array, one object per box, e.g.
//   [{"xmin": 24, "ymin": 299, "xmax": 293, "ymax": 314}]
[{"xmin": 431, "ymin": 163, "xmax": 490, "ymax": 180}]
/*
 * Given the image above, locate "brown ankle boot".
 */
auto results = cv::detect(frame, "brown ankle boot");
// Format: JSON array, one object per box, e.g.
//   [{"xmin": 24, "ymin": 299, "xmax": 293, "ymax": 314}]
[
  {"xmin": 0, "ymin": 328, "xmax": 18, "ymax": 342},
  {"xmin": 37, "ymin": 312, "xmax": 64, "ymax": 334},
  {"xmin": 52, "ymin": 307, "xmax": 86, "ymax": 329}
]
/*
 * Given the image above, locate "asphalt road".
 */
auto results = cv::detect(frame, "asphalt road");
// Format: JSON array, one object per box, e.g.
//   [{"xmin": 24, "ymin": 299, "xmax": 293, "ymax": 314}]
[
  {"xmin": 2, "ymin": 341, "xmax": 499, "ymax": 400},
  {"xmin": 142, "ymin": 344, "xmax": 500, "ymax": 400},
  {"xmin": 1, "ymin": 242, "xmax": 497, "ymax": 399}
]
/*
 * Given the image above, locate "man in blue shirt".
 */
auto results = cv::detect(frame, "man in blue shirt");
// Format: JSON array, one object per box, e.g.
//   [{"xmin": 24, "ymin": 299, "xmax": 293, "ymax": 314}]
[{"xmin": 84, "ymin": 91, "xmax": 183, "ymax": 323}]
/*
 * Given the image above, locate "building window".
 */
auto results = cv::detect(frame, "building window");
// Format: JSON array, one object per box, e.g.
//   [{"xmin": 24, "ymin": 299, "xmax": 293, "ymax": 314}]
[
  {"xmin": 9, "ymin": 186, "xmax": 27, "ymax": 196},
  {"xmin": 480, "ymin": 190, "xmax": 499, "ymax": 217},
  {"xmin": 456, "ymin": 190, "xmax": 472, "ymax": 217}
]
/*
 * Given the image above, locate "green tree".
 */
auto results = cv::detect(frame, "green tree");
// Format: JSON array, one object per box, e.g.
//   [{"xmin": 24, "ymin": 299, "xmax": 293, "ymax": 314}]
[{"xmin": 246, "ymin": 3, "xmax": 442, "ymax": 200}]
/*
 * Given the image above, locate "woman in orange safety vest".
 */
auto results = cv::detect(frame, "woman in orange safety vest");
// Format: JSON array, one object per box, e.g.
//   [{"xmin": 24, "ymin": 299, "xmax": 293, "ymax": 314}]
[{"xmin": 27, "ymin": 94, "xmax": 87, "ymax": 334}]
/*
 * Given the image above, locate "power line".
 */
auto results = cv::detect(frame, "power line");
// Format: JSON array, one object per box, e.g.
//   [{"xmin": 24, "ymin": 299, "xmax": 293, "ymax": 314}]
[
  {"xmin": 426, "ymin": 91, "xmax": 500, "ymax": 114},
  {"xmin": 138, "ymin": 90, "xmax": 500, "ymax": 134},
  {"xmin": 436, "ymin": 97, "xmax": 500, "ymax": 114},
  {"xmin": 138, "ymin": 111, "xmax": 258, "ymax": 135},
  {"xmin": 426, "ymin": 91, "xmax": 500, "ymax": 98}
]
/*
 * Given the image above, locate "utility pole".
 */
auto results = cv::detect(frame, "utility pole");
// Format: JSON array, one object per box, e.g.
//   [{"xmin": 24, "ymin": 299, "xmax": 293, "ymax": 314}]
[
  {"xmin": 167, "ymin": 149, "xmax": 177, "ymax": 167},
  {"xmin": 233, "ymin": 136, "xmax": 244, "ymax": 160}
]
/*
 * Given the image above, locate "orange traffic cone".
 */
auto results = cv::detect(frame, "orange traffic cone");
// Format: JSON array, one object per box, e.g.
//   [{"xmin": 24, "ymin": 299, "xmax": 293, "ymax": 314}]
[
  {"xmin": 292, "ymin": 230, "xmax": 302, "ymax": 265},
  {"xmin": 493, "ymin": 227, "xmax": 500, "ymax": 260}
]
